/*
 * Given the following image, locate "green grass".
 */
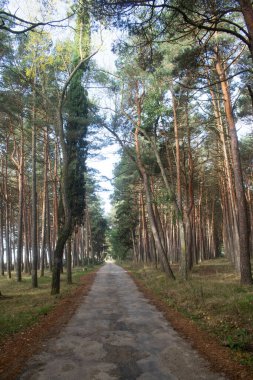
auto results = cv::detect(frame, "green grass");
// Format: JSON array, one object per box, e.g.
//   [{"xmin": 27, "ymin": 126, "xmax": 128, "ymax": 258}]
[
  {"xmin": 122, "ymin": 258, "xmax": 253, "ymax": 366},
  {"xmin": 0, "ymin": 266, "xmax": 100, "ymax": 343}
]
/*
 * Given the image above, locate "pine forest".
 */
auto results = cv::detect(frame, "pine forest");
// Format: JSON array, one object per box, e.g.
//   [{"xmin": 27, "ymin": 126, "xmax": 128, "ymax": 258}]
[{"xmin": 0, "ymin": 0, "xmax": 253, "ymax": 378}]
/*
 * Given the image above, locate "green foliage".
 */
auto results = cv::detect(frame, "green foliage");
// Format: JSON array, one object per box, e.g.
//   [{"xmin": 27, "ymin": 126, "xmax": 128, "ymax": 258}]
[
  {"xmin": 61, "ymin": 3, "xmax": 92, "ymax": 230},
  {"xmin": 74, "ymin": 5, "xmax": 90, "ymax": 59},
  {"xmin": 109, "ymin": 201, "xmax": 135, "ymax": 259},
  {"xmin": 240, "ymin": 134, "xmax": 253, "ymax": 171},
  {"xmin": 109, "ymin": 153, "xmax": 139, "ymax": 259},
  {"xmin": 225, "ymin": 328, "xmax": 250, "ymax": 350},
  {"xmin": 86, "ymin": 173, "xmax": 108, "ymax": 258},
  {"xmin": 65, "ymin": 69, "xmax": 89, "ymax": 226}
]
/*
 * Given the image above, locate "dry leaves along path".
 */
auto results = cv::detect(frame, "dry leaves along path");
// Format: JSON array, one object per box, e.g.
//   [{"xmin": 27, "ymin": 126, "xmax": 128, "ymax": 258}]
[{"xmin": 18, "ymin": 263, "xmax": 225, "ymax": 380}]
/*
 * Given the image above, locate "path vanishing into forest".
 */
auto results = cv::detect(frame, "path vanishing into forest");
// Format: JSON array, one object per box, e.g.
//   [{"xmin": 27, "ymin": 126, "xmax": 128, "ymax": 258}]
[{"xmin": 19, "ymin": 263, "xmax": 226, "ymax": 380}]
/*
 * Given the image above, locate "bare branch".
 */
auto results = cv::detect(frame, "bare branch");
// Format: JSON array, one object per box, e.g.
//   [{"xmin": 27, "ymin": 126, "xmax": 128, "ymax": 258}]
[{"xmin": 0, "ymin": 10, "xmax": 74, "ymax": 34}]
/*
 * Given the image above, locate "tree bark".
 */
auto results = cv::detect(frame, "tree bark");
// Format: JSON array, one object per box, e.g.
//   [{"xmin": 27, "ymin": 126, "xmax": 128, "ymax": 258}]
[
  {"xmin": 11, "ymin": 125, "xmax": 24, "ymax": 282},
  {"xmin": 131, "ymin": 229, "xmax": 138, "ymax": 262},
  {"xmin": 239, "ymin": 0, "xmax": 253, "ymax": 60},
  {"xmin": 31, "ymin": 80, "xmax": 38, "ymax": 288},
  {"xmin": 51, "ymin": 48, "xmax": 97, "ymax": 294},
  {"xmin": 46, "ymin": 178, "xmax": 53, "ymax": 272},
  {"xmin": 88, "ymin": 215, "xmax": 94, "ymax": 264},
  {"xmin": 141, "ymin": 91, "xmax": 187, "ymax": 277},
  {"xmin": 0, "ymin": 200, "xmax": 4, "ymax": 276},
  {"xmin": 40, "ymin": 129, "xmax": 49, "ymax": 277},
  {"xmin": 51, "ymin": 130, "xmax": 72, "ymax": 293},
  {"xmin": 23, "ymin": 198, "xmax": 31, "ymax": 274},
  {"xmin": 141, "ymin": 192, "xmax": 150, "ymax": 263},
  {"xmin": 171, "ymin": 89, "xmax": 188, "ymax": 279},
  {"xmin": 208, "ymin": 77, "xmax": 240, "ymax": 269},
  {"xmin": 215, "ymin": 49, "xmax": 253, "ymax": 285},
  {"xmin": 85, "ymin": 204, "xmax": 90, "ymax": 265},
  {"xmin": 134, "ymin": 90, "xmax": 175, "ymax": 279},
  {"xmin": 4, "ymin": 137, "xmax": 11, "ymax": 279},
  {"xmin": 52, "ymin": 141, "xmax": 59, "ymax": 250},
  {"xmin": 67, "ymin": 237, "xmax": 72, "ymax": 284}
]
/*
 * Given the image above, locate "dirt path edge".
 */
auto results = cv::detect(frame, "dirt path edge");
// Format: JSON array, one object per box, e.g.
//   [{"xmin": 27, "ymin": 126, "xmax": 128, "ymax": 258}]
[
  {"xmin": 1, "ymin": 265, "xmax": 252, "ymax": 380},
  {"xmin": 126, "ymin": 270, "xmax": 253, "ymax": 380},
  {"xmin": 0, "ymin": 270, "xmax": 98, "ymax": 380}
]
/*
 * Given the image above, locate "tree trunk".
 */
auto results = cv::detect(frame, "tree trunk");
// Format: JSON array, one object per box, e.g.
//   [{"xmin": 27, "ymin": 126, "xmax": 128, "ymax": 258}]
[
  {"xmin": 88, "ymin": 216, "xmax": 94, "ymax": 264},
  {"xmin": 16, "ymin": 144, "xmax": 24, "ymax": 281},
  {"xmin": 131, "ymin": 229, "xmax": 138, "ymax": 262},
  {"xmin": 5, "ymin": 138, "xmax": 11, "ymax": 279},
  {"xmin": 215, "ymin": 49, "xmax": 253, "ymax": 285},
  {"xmin": 46, "ymin": 182, "xmax": 53, "ymax": 272},
  {"xmin": 186, "ymin": 106, "xmax": 195, "ymax": 269},
  {"xmin": 40, "ymin": 185, "xmax": 46, "ymax": 277},
  {"xmin": 12, "ymin": 125, "xmax": 24, "ymax": 282},
  {"xmin": 31, "ymin": 81, "xmax": 38, "ymax": 288},
  {"xmin": 52, "ymin": 141, "xmax": 59, "ymax": 250},
  {"xmin": 11, "ymin": 207, "xmax": 15, "ymax": 272},
  {"xmin": 67, "ymin": 237, "xmax": 72, "ymax": 284},
  {"xmin": 239, "ymin": 0, "xmax": 253, "ymax": 60},
  {"xmin": 40, "ymin": 129, "xmax": 48, "ymax": 277},
  {"xmin": 171, "ymin": 88, "xmax": 188, "ymax": 279},
  {"xmin": 134, "ymin": 91, "xmax": 175, "ymax": 279},
  {"xmin": 141, "ymin": 192, "xmax": 150, "ymax": 263},
  {"xmin": 0, "ymin": 202, "xmax": 4, "ymax": 276},
  {"xmin": 141, "ymin": 92, "xmax": 187, "ymax": 277},
  {"xmin": 51, "ymin": 63, "xmax": 86, "ymax": 293},
  {"xmin": 23, "ymin": 199, "xmax": 31, "ymax": 274},
  {"xmin": 51, "ymin": 217, "xmax": 72, "ymax": 294},
  {"xmin": 51, "ymin": 52, "xmax": 94, "ymax": 293},
  {"xmin": 72, "ymin": 229, "xmax": 78, "ymax": 267},
  {"xmin": 85, "ymin": 205, "xmax": 90, "ymax": 265},
  {"xmin": 138, "ymin": 193, "xmax": 144, "ymax": 262},
  {"xmin": 51, "ymin": 136, "xmax": 72, "ymax": 293},
  {"xmin": 208, "ymin": 78, "xmax": 240, "ymax": 268}
]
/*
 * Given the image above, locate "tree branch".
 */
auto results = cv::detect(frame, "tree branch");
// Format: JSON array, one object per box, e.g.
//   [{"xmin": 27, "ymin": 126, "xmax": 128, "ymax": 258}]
[{"xmin": 0, "ymin": 11, "xmax": 74, "ymax": 34}]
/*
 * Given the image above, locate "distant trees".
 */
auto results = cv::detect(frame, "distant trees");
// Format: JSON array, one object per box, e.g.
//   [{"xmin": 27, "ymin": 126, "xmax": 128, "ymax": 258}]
[
  {"xmin": 0, "ymin": 0, "xmax": 252, "ymax": 291},
  {"xmin": 106, "ymin": 4, "xmax": 253, "ymax": 284},
  {"xmin": 110, "ymin": 153, "xmax": 139, "ymax": 260},
  {"xmin": 0, "ymin": 1, "xmax": 107, "ymax": 294}
]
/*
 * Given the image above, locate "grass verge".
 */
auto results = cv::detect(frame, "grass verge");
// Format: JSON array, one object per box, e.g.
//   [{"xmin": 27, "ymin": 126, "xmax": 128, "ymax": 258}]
[
  {"xmin": 0, "ymin": 266, "xmax": 100, "ymax": 344},
  {"xmin": 122, "ymin": 258, "xmax": 253, "ymax": 371}
]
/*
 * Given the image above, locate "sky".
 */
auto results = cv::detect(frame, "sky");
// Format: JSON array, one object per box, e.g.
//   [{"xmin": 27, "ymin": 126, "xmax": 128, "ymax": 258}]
[
  {"xmin": 86, "ymin": 29, "xmax": 120, "ymax": 215},
  {"xmin": 8, "ymin": 0, "xmax": 120, "ymax": 215}
]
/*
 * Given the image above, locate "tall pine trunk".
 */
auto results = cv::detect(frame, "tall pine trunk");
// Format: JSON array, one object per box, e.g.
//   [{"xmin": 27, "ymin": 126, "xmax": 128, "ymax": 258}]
[
  {"xmin": 0, "ymin": 200, "xmax": 4, "ymax": 276},
  {"xmin": 5, "ymin": 138, "xmax": 11, "ymax": 279},
  {"xmin": 40, "ymin": 129, "xmax": 48, "ymax": 277},
  {"xmin": 31, "ymin": 80, "xmax": 38, "ymax": 288},
  {"xmin": 12, "ymin": 125, "xmax": 24, "ymax": 282},
  {"xmin": 67, "ymin": 237, "xmax": 72, "ymax": 284},
  {"xmin": 171, "ymin": 89, "xmax": 188, "ymax": 279},
  {"xmin": 239, "ymin": 0, "xmax": 253, "ymax": 60},
  {"xmin": 215, "ymin": 48, "xmax": 252, "ymax": 285},
  {"xmin": 134, "ymin": 90, "xmax": 175, "ymax": 279}
]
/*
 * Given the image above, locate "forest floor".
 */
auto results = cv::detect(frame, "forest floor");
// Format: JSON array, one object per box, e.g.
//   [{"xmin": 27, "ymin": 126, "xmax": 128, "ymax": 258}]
[
  {"xmin": 0, "ymin": 267, "xmax": 100, "ymax": 380},
  {"xmin": 6, "ymin": 263, "xmax": 227, "ymax": 379},
  {"xmin": 122, "ymin": 258, "xmax": 253, "ymax": 379},
  {"xmin": 0, "ymin": 260, "xmax": 252, "ymax": 379}
]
